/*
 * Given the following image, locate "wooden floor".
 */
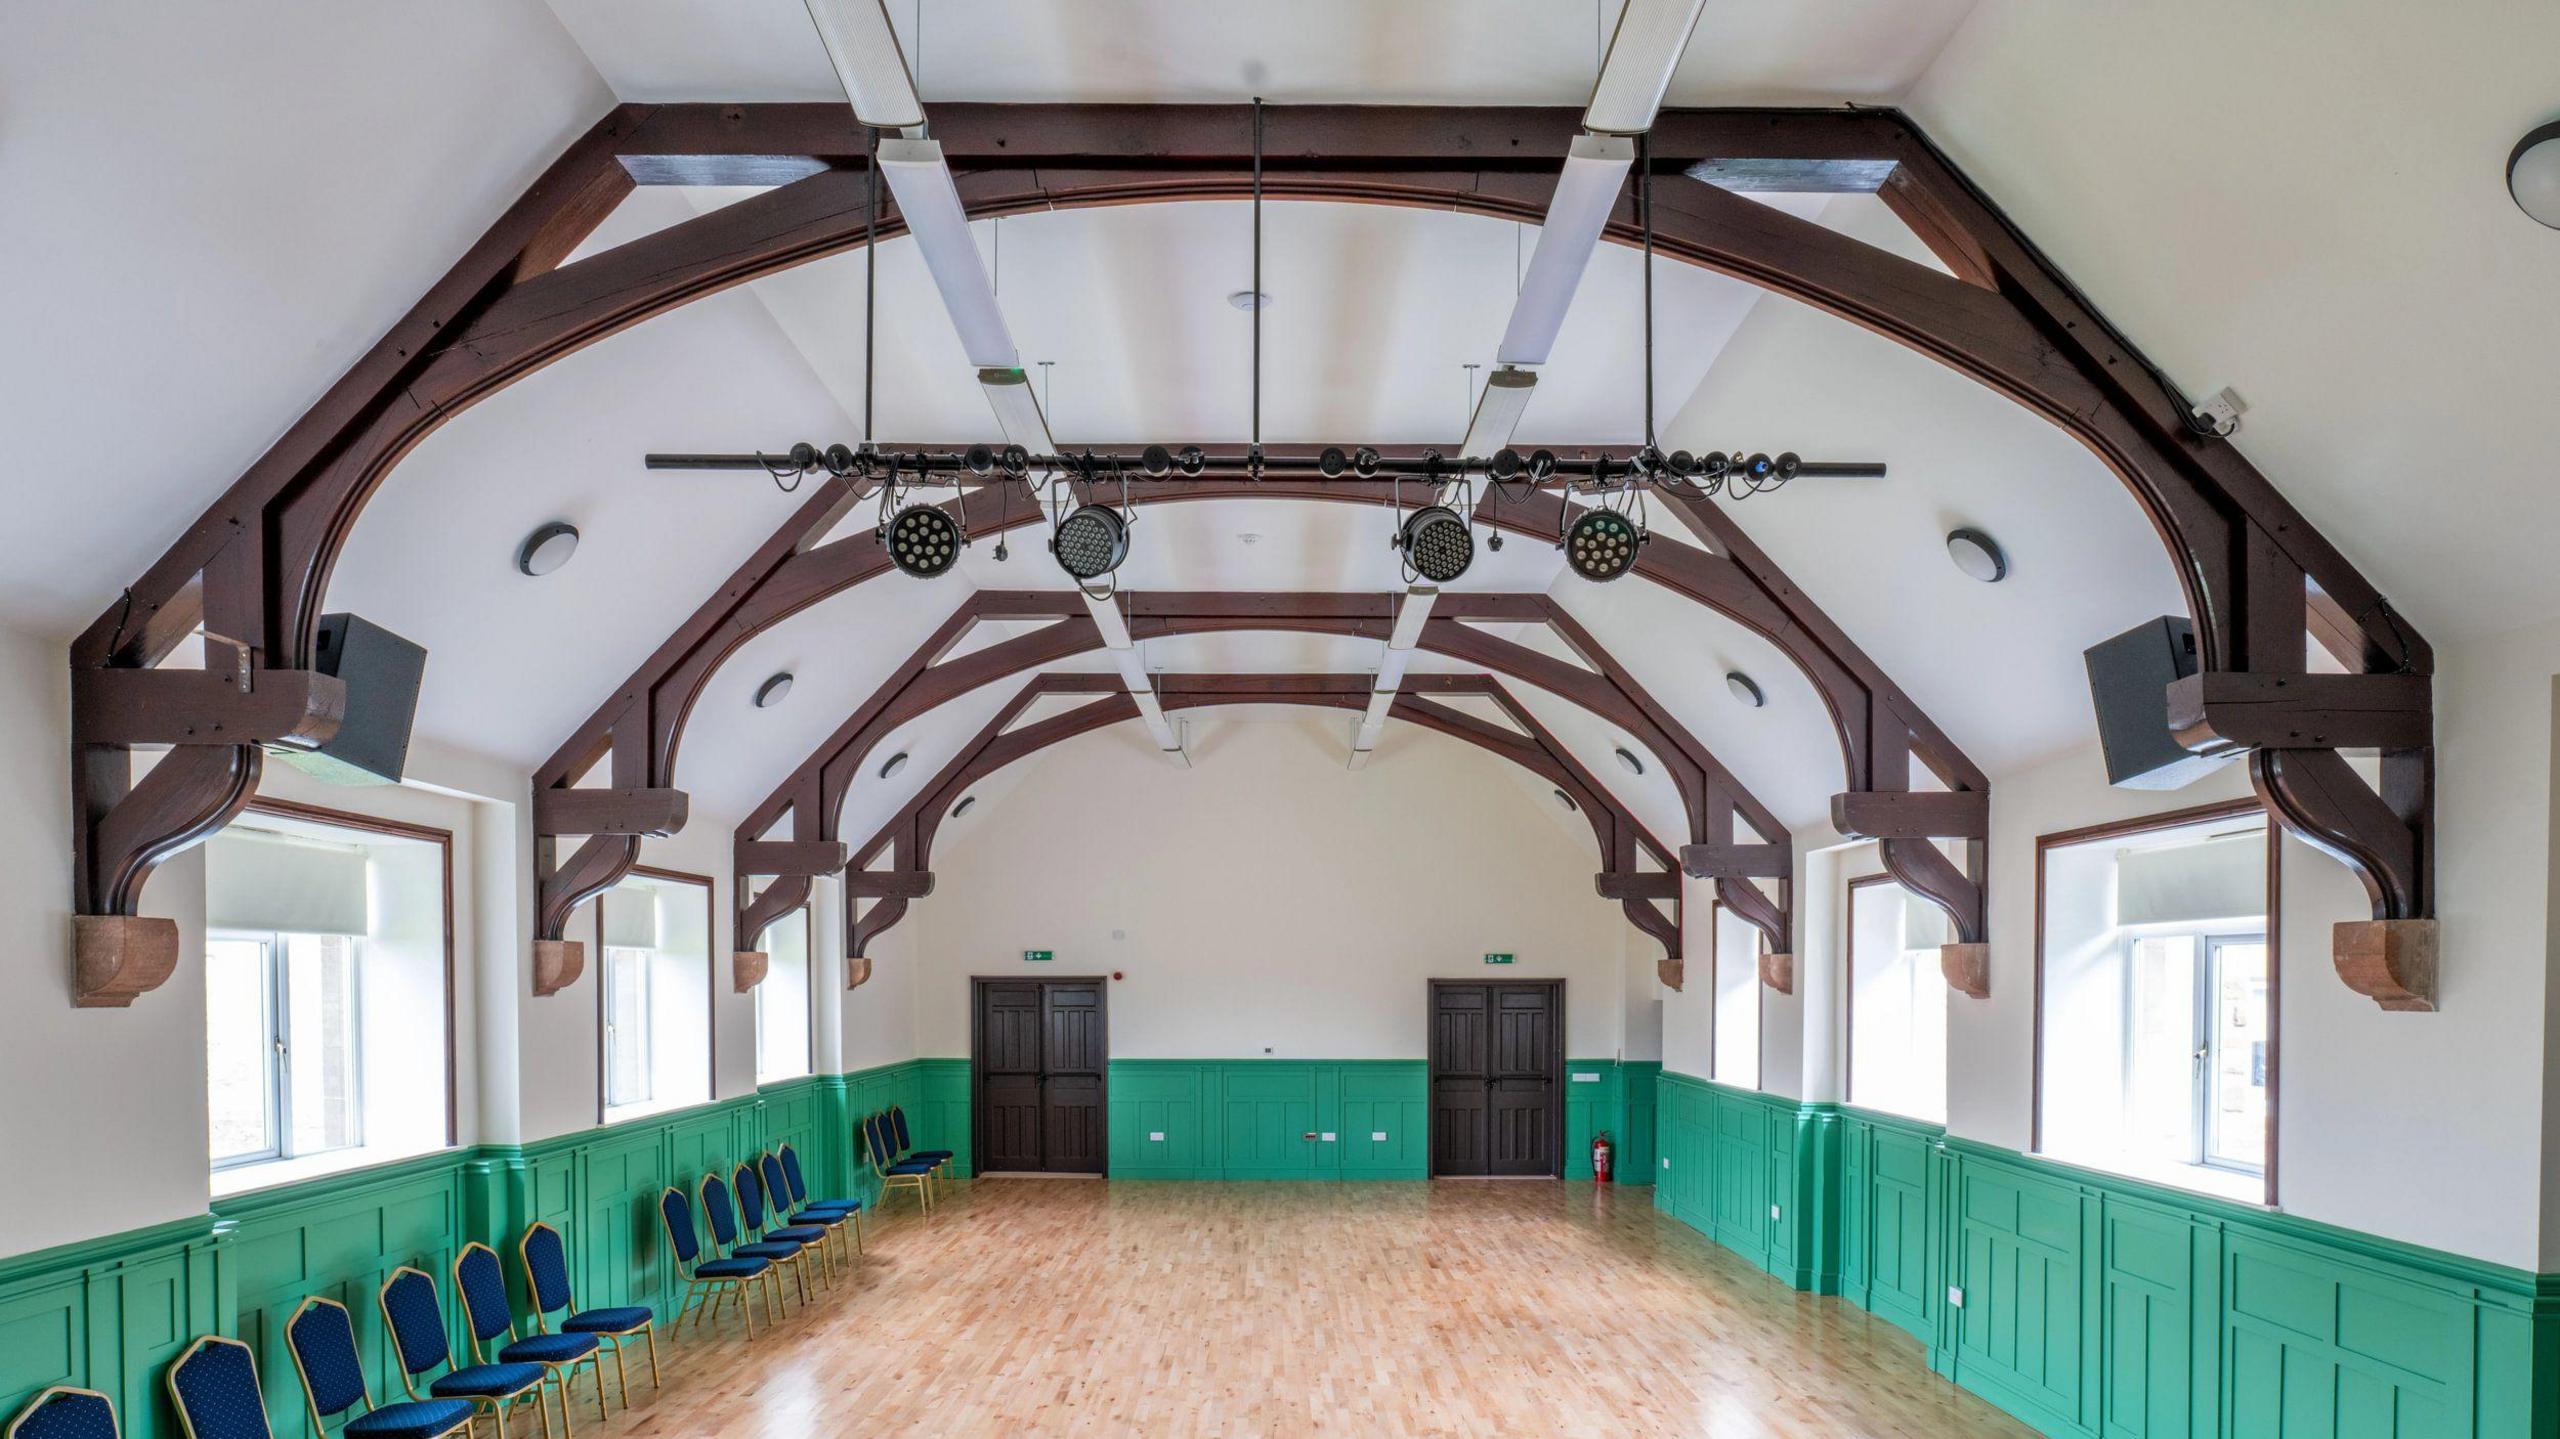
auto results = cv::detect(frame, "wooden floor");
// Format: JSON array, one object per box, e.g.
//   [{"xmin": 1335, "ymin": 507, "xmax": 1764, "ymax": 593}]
[{"xmin": 587, "ymin": 1178, "xmax": 2034, "ymax": 1438}]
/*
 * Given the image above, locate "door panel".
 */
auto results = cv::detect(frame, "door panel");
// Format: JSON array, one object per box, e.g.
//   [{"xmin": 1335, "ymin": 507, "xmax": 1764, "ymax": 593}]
[
  {"xmin": 980, "ymin": 1076, "xmax": 1044, "ymax": 1172},
  {"xmin": 1045, "ymin": 985, "xmax": 1107, "ymax": 1075},
  {"xmin": 1044, "ymin": 1074, "xmax": 1106, "ymax": 1173},
  {"xmin": 1432, "ymin": 1078, "xmax": 1490, "ymax": 1176},
  {"xmin": 1430, "ymin": 980, "xmax": 1559, "ymax": 1177},
  {"xmin": 1488, "ymin": 1076, "xmax": 1552, "ymax": 1175},
  {"xmin": 975, "ymin": 979, "xmax": 1108, "ymax": 1174}
]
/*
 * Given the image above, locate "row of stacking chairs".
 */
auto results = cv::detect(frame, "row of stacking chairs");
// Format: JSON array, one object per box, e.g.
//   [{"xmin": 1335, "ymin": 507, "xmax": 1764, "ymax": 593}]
[
  {"xmin": 657, "ymin": 1144, "xmax": 865, "ymax": 1339},
  {"xmin": 860, "ymin": 1106, "xmax": 952, "ymax": 1215},
  {"xmin": 10, "ymin": 1139, "xmax": 858, "ymax": 1439}
]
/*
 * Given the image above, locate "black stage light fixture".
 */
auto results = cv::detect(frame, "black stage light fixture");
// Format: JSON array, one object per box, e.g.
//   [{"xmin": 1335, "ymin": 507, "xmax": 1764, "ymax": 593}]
[
  {"xmin": 1526, "ymin": 449, "xmax": 1557, "ymax": 481},
  {"xmin": 1000, "ymin": 444, "xmax": 1031, "ymax": 476},
  {"xmin": 1397, "ymin": 504, "xmax": 1475, "ymax": 584},
  {"xmin": 1562, "ymin": 507, "xmax": 1645, "ymax": 583},
  {"xmin": 1489, "ymin": 448, "xmax": 1524, "ymax": 480},
  {"xmin": 823, "ymin": 443, "xmax": 858, "ymax": 476},
  {"xmin": 882, "ymin": 504, "xmax": 964, "ymax": 578},
  {"xmin": 1052, "ymin": 504, "xmax": 1131, "ymax": 581}
]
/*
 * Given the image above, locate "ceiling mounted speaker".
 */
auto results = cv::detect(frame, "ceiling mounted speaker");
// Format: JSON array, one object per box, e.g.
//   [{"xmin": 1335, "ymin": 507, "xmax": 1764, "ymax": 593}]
[
  {"xmin": 1396, "ymin": 505, "xmax": 1475, "ymax": 584},
  {"xmin": 882, "ymin": 505, "xmax": 963, "ymax": 578},
  {"xmin": 1051, "ymin": 504, "xmax": 1130, "ymax": 581},
  {"xmin": 1563, "ymin": 508, "xmax": 1645, "ymax": 582}
]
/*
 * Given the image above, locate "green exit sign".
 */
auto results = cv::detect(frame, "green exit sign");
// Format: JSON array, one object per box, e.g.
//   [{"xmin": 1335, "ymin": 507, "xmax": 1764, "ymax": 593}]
[
  {"xmin": 1023, "ymin": 949, "xmax": 1055, "ymax": 962},
  {"xmin": 1484, "ymin": 953, "xmax": 1515, "ymax": 965}
]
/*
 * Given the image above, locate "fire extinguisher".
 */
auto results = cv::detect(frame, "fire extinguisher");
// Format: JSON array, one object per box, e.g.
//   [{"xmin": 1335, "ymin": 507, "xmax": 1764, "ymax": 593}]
[{"xmin": 1592, "ymin": 1132, "xmax": 1615, "ymax": 1184}]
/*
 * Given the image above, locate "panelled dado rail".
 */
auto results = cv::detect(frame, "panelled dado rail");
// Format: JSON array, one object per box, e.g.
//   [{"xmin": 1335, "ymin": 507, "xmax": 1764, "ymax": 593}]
[
  {"xmin": 729, "ymin": 590, "xmax": 1791, "ymax": 988},
  {"xmin": 68, "ymin": 103, "xmax": 2430, "ymax": 1009}
]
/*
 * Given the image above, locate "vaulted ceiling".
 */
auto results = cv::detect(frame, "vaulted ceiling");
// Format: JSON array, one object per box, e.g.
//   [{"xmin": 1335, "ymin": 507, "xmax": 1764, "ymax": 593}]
[{"xmin": 7, "ymin": 0, "xmax": 2544, "ymax": 885}]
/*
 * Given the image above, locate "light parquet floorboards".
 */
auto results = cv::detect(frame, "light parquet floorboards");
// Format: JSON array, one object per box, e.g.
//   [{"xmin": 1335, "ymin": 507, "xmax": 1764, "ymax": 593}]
[{"xmin": 594, "ymin": 1178, "xmax": 2033, "ymax": 1438}]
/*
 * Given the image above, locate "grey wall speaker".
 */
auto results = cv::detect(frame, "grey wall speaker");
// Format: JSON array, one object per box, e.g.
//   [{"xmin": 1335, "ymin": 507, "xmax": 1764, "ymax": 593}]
[
  {"xmin": 2083, "ymin": 615, "xmax": 2225, "ymax": 790},
  {"xmin": 273, "ymin": 613, "xmax": 426, "ymax": 786}
]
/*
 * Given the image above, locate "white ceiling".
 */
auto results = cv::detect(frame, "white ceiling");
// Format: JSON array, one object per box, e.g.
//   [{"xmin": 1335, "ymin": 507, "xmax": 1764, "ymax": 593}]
[{"xmin": 15, "ymin": 0, "xmax": 2531, "ymax": 870}]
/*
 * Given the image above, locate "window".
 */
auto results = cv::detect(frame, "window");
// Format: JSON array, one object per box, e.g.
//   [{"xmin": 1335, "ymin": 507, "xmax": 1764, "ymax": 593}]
[
  {"xmin": 1846, "ymin": 876, "xmax": 1949, "ymax": 1124},
  {"xmin": 591, "ymin": 868, "xmax": 714, "ymax": 1121},
  {"xmin": 755, "ymin": 911, "xmax": 813, "ymax": 1085},
  {"xmin": 1710, "ymin": 902, "xmax": 1762, "ymax": 1088},
  {"xmin": 203, "ymin": 800, "xmax": 452, "ymax": 1181},
  {"xmin": 2037, "ymin": 802, "xmax": 2275, "ymax": 1201}
]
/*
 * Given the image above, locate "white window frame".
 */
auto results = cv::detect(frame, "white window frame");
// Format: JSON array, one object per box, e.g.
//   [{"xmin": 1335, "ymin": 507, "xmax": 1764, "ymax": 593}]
[
  {"xmin": 2123, "ymin": 927, "xmax": 2268, "ymax": 1177},
  {"xmin": 602, "ymin": 943, "xmax": 656, "ymax": 1110},
  {"xmin": 207, "ymin": 927, "xmax": 366, "ymax": 1170}
]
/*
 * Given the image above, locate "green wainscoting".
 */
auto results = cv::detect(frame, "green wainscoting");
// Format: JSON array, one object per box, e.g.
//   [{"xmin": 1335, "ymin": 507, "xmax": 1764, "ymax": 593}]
[
  {"xmin": 0, "ymin": 1064, "xmax": 962, "ymax": 1439},
  {"xmin": 1656, "ymin": 1072, "xmax": 2560, "ymax": 1438},
  {"xmin": 1099, "ymin": 1058, "xmax": 1655, "ymax": 1183}
]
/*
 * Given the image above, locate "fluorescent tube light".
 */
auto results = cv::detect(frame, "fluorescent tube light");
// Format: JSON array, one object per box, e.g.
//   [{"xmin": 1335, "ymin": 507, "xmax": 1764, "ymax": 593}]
[
  {"xmin": 1583, "ymin": 0, "xmax": 1711, "ymax": 136},
  {"xmin": 878, "ymin": 139, "xmax": 1018, "ymax": 368},
  {"xmin": 1460, "ymin": 368, "xmax": 1538, "ymax": 457},
  {"xmin": 1386, "ymin": 586, "xmax": 1437, "ymax": 652},
  {"xmin": 804, "ymin": 0, "xmax": 925, "ymax": 131},
  {"xmin": 1496, "ymin": 135, "xmax": 1634, "ymax": 367},
  {"xmin": 978, "ymin": 368, "xmax": 1056, "ymax": 456}
]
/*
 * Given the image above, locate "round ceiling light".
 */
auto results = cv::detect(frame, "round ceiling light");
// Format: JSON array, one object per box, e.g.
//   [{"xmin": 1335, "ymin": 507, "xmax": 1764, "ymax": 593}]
[
  {"xmin": 883, "ymin": 504, "xmax": 963, "ymax": 578},
  {"xmin": 1614, "ymin": 746, "xmax": 1645, "ymax": 775},
  {"xmin": 1227, "ymin": 289, "xmax": 1272, "ymax": 311},
  {"xmin": 2510, "ymin": 120, "xmax": 2560, "ymax": 228},
  {"xmin": 1051, "ymin": 504, "xmax": 1131, "ymax": 582},
  {"xmin": 1552, "ymin": 788, "xmax": 1579, "ymax": 812},
  {"xmin": 516, "ymin": 521, "xmax": 579, "ymax": 577},
  {"xmin": 1562, "ymin": 508, "xmax": 1645, "ymax": 583},
  {"xmin": 1726, "ymin": 671, "xmax": 1765, "ymax": 708},
  {"xmin": 1396, "ymin": 505, "xmax": 1475, "ymax": 584},
  {"xmin": 753, "ymin": 673, "xmax": 794, "ymax": 709},
  {"xmin": 1946, "ymin": 527, "xmax": 2010, "ymax": 583},
  {"xmin": 951, "ymin": 795, "xmax": 976, "ymax": 818},
  {"xmin": 878, "ymin": 751, "xmax": 909, "ymax": 780}
]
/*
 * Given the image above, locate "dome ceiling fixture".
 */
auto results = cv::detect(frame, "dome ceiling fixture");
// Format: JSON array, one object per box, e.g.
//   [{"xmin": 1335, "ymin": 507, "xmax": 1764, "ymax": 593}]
[
  {"xmin": 1552, "ymin": 788, "xmax": 1579, "ymax": 812},
  {"xmin": 951, "ymin": 796, "xmax": 976, "ymax": 818},
  {"xmin": 1947, "ymin": 527, "xmax": 2011, "ymax": 584},
  {"xmin": 1725, "ymin": 671, "xmax": 1765, "ymax": 708},
  {"xmin": 1226, "ymin": 289, "xmax": 1272, "ymax": 311},
  {"xmin": 515, "ymin": 522, "xmax": 579, "ymax": 577},
  {"xmin": 753, "ymin": 673, "xmax": 794, "ymax": 709},
  {"xmin": 878, "ymin": 751, "xmax": 908, "ymax": 780},
  {"xmin": 2509, "ymin": 119, "xmax": 2560, "ymax": 229},
  {"xmin": 1615, "ymin": 746, "xmax": 1646, "ymax": 775}
]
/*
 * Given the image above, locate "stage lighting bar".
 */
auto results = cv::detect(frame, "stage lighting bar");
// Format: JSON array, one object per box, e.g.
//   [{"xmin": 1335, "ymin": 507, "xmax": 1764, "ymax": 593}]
[
  {"xmin": 648, "ymin": 447, "xmax": 1886, "ymax": 487},
  {"xmin": 1497, "ymin": 135, "xmax": 1635, "ymax": 369},
  {"xmin": 1583, "ymin": 0, "xmax": 1713, "ymax": 136},
  {"xmin": 878, "ymin": 139, "xmax": 1017, "ymax": 368},
  {"xmin": 804, "ymin": 0, "xmax": 926, "ymax": 131}
]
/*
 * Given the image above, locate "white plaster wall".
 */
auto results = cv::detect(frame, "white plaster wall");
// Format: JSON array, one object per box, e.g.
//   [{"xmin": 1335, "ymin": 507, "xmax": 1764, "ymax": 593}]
[
  {"xmin": 844, "ymin": 919, "xmax": 920, "ymax": 1071},
  {"xmin": 910, "ymin": 717, "xmax": 1634, "ymax": 1061}
]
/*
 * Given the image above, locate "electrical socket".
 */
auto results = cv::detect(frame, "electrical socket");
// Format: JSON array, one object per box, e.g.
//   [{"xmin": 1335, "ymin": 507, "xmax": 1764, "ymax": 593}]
[
  {"xmin": 1371, "ymin": 1131, "xmax": 1387, "ymax": 1142},
  {"xmin": 1148, "ymin": 1131, "xmax": 1164, "ymax": 1142},
  {"xmin": 1948, "ymin": 1286, "xmax": 1965, "ymax": 1309},
  {"xmin": 1770, "ymin": 1204, "xmax": 1782, "ymax": 1222},
  {"xmin": 2193, "ymin": 385, "xmax": 2247, "ymax": 435}
]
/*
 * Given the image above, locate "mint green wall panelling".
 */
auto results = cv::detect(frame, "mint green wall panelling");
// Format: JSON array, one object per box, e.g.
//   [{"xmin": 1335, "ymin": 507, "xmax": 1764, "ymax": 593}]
[
  {"xmin": 912, "ymin": 1060, "xmax": 974, "ymax": 1178},
  {"xmin": 1337, "ymin": 1065, "xmax": 1427, "ymax": 1178},
  {"xmin": 1562, "ymin": 1060, "xmax": 1621, "ymax": 1180},
  {"xmin": 1945, "ymin": 1158, "xmax": 2092, "ymax": 1433},
  {"xmin": 1217, "ymin": 1065, "xmax": 1322, "ymax": 1175},
  {"xmin": 1618, "ymin": 1062, "xmax": 1659, "ymax": 1187},
  {"xmin": 1107, "ymin": 1062, "xmax": 1214, "ymax": 1176}
]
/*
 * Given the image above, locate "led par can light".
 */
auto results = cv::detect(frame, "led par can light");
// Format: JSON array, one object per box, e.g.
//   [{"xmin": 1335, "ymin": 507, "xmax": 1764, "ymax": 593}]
[
  {"xmin": 882, "ymin": 503, "xmax": 964, "ymax": 578},
  {"xmin": 1051, "ymin": 504, "xmax": 1131, "ymax": 581},
  {"xmin": 1397, "ymin": 504, "xmax": 1476, "ymax": 584},
  {"xmin": 1563, "ymin": 507, "xmax": 1645, "ymax": 583}
]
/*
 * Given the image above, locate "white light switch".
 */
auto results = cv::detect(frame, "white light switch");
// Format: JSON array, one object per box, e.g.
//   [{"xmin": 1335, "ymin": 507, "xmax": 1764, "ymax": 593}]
[
  {"xmin": 1320, "ymin": 1132, "xmax": 1336, "ymax": 1142},
  {"xmin": 1948, "ymin": 1287, "xmax": 1965, "ymax": 1309},
  {"xmin": 1371, "ymin": 1131, "xmax": 1387, "ymax": 1142},
  {"xmin": 1149, "ymin": 1131, "xmax": 1165, "ymax": 1142},
  {"xmin": 1661, "ymin": 1157, "xmax": 1670, "ymax": 1169}
]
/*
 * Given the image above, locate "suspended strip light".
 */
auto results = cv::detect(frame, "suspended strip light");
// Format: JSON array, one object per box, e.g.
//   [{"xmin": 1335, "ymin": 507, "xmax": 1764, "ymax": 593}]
[
  {"xmin": 1460, "ymin": 368, "xmax": 1538, "ymax": 459},
  {"xmin": 1497, "ymin": 135, "xmax": 1635, "ymax": 368},
  {"xmin": 877, "ymin": 139, "xmax": 1018, "ymax": 368},
  {"xmin": 803, "ymin": 0, "xmax": 925, "ymax": 131},
  {"xmin": 1582, "ymin": 0, "xmax": 1713, "ymax": 136}
]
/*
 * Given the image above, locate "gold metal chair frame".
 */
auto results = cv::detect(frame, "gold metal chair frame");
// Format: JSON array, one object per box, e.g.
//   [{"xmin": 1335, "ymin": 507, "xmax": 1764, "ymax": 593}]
[
  {"xmin": 662, "ymin": 1185, "xmax": 780, "ymax": 1339},
  {"xmin": 379, "ymin": 1266, "xmax": 553, "ymax": 1439},
  {"xmin": 778, "ymin": 1141, "xmax": 867, "ymax": 1256},
  {"xmin": 456, "ymin": 1243, "xmax": 609, "ymax": 1437},
  {"xmin": 863, "ymin": 1113, "xmax": 934, "ymax": 1216},
  {"xmin": 701, "ymin": 1171, "xmax": 812, "ymax": 1313},
  {"xmin": 8, "ymin": 1384, "xmax": 120, "ymax": 1439},
  {"xmin": 517, "ymin": 1221, "xmax": 662, "ymax": 1410},
  {"xmin": 283, "ymin": 1297, "xmax": 473, "ymax": 1439},
  {"xmin": 735, "ymin": 1160, "xmax": 835, "ymax": 1294},
  {"xmin": 759, "ymin": 1149, "xmax": 857, "ymax": 1277}
]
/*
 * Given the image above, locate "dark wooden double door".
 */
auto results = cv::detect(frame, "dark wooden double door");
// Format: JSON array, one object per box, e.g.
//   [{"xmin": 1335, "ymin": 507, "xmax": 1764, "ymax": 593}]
[
  {"xmin": 973, "ymin": 979, "xmax": 1107, "ymax": 1174},
  {"xmin": 1429, "ymin": 980, "xmax": 1564, "ymax": 1177}
]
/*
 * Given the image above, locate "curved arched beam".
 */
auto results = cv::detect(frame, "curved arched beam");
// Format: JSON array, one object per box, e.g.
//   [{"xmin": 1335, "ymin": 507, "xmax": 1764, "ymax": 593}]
[
  {"xmin": 69, "ymin": 103, "xmax": 2425, "ymax": 992},
  {"xmin": 831, "ymin": 672, "xmax": 1683, "ymax": 967},
  {"xmin": 732, "ymin": 591, "xmax": 1785, "ymax": 952}
]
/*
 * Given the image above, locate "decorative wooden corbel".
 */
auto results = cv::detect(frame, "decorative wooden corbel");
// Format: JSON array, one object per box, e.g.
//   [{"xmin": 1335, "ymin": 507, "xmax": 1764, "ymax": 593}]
[
  {"xmin": 1595, "ymin": 871, "xmax": 1680, "ymax": 901},
  {"xmin": 531, "ymin": 939, "xmax": 585, "ymax": 997},
  {"xmin": 1939, "ymin": 943, "xmax": 1991, "ymax": 1000},
  {"xmin": 846, "ymin": 955, "xmax": 874, "ymax": 989},
  {"xmin": 2333, "ymin": 920, "xmax": 2437, "ymax": 1012},
  {"xmin": 1758, "ymin": 949, "xmax": 1794, "ymax": 996},
  {"xmin": 732, "ymin": 950, "xmax": 769, "ymax": 993},
  {"xmin": 74, "ymin": 915, "xmax": 181, "ymax": 1008}
]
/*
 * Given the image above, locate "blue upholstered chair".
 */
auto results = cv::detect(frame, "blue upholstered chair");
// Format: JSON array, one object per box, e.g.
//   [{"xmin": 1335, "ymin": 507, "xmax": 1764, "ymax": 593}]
[
  {"xmin": 735, "ymin": 1161, "xmax": 834, "ymax": 1288},
  {"xmin": 863, "ymin": 1113, "xmax": 937, "ymax": 1215},
  {"xmin": 889, "ymin": 1106, "xmax": 955, "ymax": 1188},
  {"xmin": 518, "ymin": 1222, "xmax": 660, "ymax": 1407},
  {"xmin": 758, "ymin": 1150, "xmax": 853, "ymax": 1272},
  {"xmin": 6, "ymin": 1385, "xmax": 119, "ymax": 1439},
  {"xmin": 778, "ymin": 1143, "xmax": 865, "ymax": 1255},
  {"xmin": 377, "ymin": 1267, "xmax": 551, "ymax": 1439},
  {"xmin": 166, "ymin": 1336, "xmax": 273, "ymax": 1439},
  {"xmin": 285, "ymin": 1297, "xmax": 475, "ymax": 1439},
  {"xmin": 455, "ymin": 1243, "xmax": 605, "ymax": 1433},
  {"xmin": 659, "ymin": 1186, "xmax": 776, "ymax": 1337},
  {"xmin": 700, "ymin": 1171, "xmax": 809, "ymax": 1308}
]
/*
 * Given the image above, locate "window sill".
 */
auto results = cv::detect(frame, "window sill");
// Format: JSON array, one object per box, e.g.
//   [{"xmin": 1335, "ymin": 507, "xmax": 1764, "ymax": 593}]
[
  {"xmin": 602, "ymin": 1097, "xmax": 701, "ymax": 1125},
  {"xmin": 212, "ymin": 1142, "xmax": 441, "ymax": 1198},
  {"xmin": 2036, "ymin": 1146, "xmax": 2268, "ymax": 1206}
]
